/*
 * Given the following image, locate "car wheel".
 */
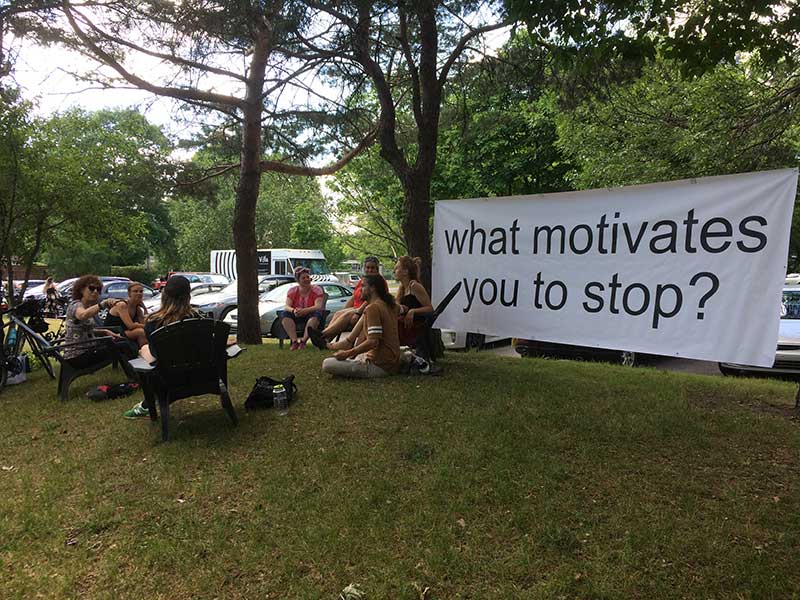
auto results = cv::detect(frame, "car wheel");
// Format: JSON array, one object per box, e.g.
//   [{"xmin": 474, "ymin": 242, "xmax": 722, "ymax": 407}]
[
  {"xmin": 219, "ymin": 306, "xmax": 235, "ymax": 322},
  {"xmin": 465, "ymin": 332, "xmax": 485, "ymax": 350},
  {"xmin": 620, "ymin": 351, "xmax": 636, "ymax": 367}
]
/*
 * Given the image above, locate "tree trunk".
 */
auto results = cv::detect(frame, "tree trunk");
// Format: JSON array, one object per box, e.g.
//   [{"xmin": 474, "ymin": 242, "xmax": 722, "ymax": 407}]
[
  {"xmin": 233, "ymin": 21, "xmax": 272, "ymax": 345},
  {"xmin": 401, "ymin": 173, "xmax": 433, "ymax": 291}
]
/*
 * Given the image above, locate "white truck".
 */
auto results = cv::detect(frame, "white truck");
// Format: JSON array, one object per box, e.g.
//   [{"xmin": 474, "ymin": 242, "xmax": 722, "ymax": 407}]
[{"xmin": 210, "ymin": 248, "xmax": 336, "ymax": 281}]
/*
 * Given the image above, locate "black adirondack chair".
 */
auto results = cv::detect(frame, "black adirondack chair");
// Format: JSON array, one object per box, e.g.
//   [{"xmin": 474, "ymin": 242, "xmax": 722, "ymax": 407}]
[
  {"xmin": 410, "ymin": 281, "xmax": 463, "ymax": 361},
  {"xmin": 36, "ymin": 334, "xmax": 134, "ymax": 401},
  {"xmin": 132, "ymin": 318, "xmax": 239, "ymax": 442}
]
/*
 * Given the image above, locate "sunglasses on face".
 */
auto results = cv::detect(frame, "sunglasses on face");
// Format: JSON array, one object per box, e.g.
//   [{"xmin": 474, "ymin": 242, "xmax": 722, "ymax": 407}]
[{"xmin": 87, "ymin": 285, "xmax": 102, "ymax": 292}]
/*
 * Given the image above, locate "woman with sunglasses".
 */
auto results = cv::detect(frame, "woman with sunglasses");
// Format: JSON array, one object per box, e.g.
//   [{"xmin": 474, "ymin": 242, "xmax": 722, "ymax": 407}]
[{"xmin": 62, "ymin": 275, "xmax": 127, "ymax": 369}]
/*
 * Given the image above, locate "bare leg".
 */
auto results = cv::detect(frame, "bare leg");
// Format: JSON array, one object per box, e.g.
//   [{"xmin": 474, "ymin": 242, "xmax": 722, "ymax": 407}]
[
  {"xmin": 281, "ymin": 316, "xmax": 299, "ymax": 342},
  {"xmin": 125, "ymin": 328, "xmax": 148, "ymax": 348},
  {"xmin": 140, "ymin": 344, "xmax": 155, "ymax": 363},
  {"xmin": 322, "ymin": 308, "xmax": 356, "ymax": 339},
  {"xmin": 328, "ymin": 316, "xmax": 363, "ymax": 350}
]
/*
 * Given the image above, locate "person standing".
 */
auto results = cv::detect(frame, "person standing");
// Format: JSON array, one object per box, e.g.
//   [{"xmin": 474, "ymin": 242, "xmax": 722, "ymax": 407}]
[{"xmin": 321, "ymin": 275, "xmax": 400, "ymax": 378}]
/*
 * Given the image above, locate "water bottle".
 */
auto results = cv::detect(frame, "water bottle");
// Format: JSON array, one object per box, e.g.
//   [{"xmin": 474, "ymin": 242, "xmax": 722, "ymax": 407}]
[
  {"xmin": 6, "ymin": 326, "xmax": 16, "ymax": 348},
  {"xmin": 273, "ymin": 384, "xmax": 288, "ymax": 414}
]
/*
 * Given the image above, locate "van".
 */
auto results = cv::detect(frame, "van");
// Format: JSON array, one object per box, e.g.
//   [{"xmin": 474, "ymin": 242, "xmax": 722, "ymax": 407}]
[{"xmin": 210, "ymin": 248, "xmax": 336, "ymax": 281}]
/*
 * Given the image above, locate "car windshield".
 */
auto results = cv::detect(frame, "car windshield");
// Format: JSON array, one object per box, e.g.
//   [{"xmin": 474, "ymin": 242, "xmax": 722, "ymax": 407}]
[
  {"xmin": 262, "ymin": 282, "xmax": 297, "ymax": 302},
  {"xmin": 781, "ymin": 290, "xmax": 800, "ymax": 319},
  {"xmin": 290, "ymin": 258, "xmax": 329, "ymax": 275}
]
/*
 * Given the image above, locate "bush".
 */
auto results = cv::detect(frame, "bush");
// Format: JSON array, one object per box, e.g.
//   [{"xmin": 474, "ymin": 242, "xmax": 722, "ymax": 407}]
[{"xmin": 111, "ymin": 265, "xmax": 158, "ymax": 285}]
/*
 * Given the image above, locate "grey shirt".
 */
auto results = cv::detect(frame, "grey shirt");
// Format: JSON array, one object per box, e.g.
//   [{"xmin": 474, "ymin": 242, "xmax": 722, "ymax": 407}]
[{"xmin": 63, "ymin": 300, "xmax": 101, "ymax": 359}]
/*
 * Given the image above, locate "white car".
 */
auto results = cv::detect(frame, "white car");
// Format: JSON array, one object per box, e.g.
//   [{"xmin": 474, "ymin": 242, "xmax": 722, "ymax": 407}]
[
  {"xmin": 786, "ymin": 273, "xmax": 800, "ymax": 285},
  {"xmin": 224, "ymin": 281, "xmax": 354, "ymax": 336},
  {"xmin": 719, "ymin": 286, "xmax": 800, "ymax": 376}
]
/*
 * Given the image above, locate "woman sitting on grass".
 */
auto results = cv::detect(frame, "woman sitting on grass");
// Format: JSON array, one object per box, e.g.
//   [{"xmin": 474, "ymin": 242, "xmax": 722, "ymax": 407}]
[
  {"xmin": 123, "ymin": 275, "xmax": 200, "ymax": 419},
  {"xmin": 104, "ymin": 281, "xmax": 148, "ymax": 349},
  {"xmin": 316, "ymin": 256, "xmax": 380, "ymax": 344}
]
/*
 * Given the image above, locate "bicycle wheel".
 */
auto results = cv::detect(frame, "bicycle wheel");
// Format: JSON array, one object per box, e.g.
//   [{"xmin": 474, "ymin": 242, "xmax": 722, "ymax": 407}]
[{"xmin": 26, "ymin": 331, "xmax": 55, "ymax": 379}]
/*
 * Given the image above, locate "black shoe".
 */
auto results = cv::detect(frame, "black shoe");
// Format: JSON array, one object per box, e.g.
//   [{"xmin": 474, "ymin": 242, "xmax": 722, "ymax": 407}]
[{"xmin": 308, "ymin": 327, "xmax": 327, "ymax": 350}]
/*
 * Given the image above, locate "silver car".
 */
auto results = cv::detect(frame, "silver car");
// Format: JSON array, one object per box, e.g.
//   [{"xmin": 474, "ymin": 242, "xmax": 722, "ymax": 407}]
[
  {"xmin": 224, "ymin": 281, "xmax": 353, "ymax": 336},
  {"xmin": 719, "ymin": 286, "xmax": 800, "ymax": 376},
  {"xmin": 195, "ymin": 275, "xmax": 295, "ymax": 320}
]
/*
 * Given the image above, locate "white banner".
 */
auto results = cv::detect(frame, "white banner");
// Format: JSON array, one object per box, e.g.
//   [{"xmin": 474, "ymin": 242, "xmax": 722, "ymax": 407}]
[{"xmin": 432, "ymin": 169, "xmax": 799, "ymax": 367}]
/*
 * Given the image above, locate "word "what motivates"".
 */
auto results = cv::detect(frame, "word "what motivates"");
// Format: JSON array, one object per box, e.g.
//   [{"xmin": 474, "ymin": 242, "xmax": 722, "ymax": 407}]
[{"xmin": 444, "ymin": 210, "xmax": 767, "ymax": 257}]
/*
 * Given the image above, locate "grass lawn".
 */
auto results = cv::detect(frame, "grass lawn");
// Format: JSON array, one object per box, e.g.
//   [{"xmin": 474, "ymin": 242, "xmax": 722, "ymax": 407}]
[{"xmin": 2, "ymin": 346, "xmax": 800, "ymax": 599}]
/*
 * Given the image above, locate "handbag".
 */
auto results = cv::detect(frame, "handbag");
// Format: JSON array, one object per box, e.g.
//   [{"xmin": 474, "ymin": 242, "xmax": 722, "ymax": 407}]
[{"xmin": 244, "ymin": 375, "xmax": 297, "ymax": 410}]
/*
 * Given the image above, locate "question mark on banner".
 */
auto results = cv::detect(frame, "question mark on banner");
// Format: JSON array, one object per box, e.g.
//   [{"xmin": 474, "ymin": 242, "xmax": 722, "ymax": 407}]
[{"xmin": 689, "ymin": 272, "xmax": 720, "ymax": 320}]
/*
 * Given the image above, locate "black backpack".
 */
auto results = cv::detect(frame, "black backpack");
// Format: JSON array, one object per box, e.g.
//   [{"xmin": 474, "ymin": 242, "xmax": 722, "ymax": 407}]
[{"xmin": 244, "ymin": 375, "xmax": 297, "ymax": 410}]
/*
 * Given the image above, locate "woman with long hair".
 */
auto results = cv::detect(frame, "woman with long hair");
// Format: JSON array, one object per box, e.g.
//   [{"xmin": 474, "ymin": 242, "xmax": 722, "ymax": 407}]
[
  {"xmin": 394, "ymin": 256, "xmax": 434, "ymax": 347},
  {"xmin": 124, "ymin": 275, "xmax": 199, "ymax": 419},
  {"xmin": 104, "ymin": 281, "xmax": 148, "ymax": 348}
]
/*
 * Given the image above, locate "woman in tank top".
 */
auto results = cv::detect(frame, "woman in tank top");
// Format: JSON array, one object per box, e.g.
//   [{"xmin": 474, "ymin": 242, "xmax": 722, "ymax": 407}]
[{"xmin": 104, "ymin": 281, "xmax": 148, "ymax": 348}]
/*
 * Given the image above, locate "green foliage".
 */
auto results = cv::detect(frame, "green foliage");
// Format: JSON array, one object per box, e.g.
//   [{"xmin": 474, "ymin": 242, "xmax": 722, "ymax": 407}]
[
  {"xmin": 45, "ymin": 239, "xmax": 113, "ymax": 279},
  {"xmin": 0, "ymin": 104, "xmax": 175, "ymax": 279},
  {"xmin": 110, "ymin": 266, "xmax": 158, "ymax": 286},
  {"xmin": 555, "ymin": 59, "xmax": 800, "ymax": 188},
  {"xmin": 168, "ymin": 170, "xmax": 331, "ymax": 271}
]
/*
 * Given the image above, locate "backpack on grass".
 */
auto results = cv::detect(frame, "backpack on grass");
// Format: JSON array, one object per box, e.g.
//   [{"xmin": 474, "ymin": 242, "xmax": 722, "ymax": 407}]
[{"xmin": 244, "ymin": 375, "xmax": 297, "ymax": 410}]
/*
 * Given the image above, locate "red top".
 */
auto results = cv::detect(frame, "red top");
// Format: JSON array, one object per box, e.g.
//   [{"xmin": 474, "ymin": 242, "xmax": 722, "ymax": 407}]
[
  {"xmin": 353, "ymin": 279, "xmax": 365, "ymax": 309},
  {"xmin": 287, "ymin": 284, "xmax": 323, "ymax": 309}
]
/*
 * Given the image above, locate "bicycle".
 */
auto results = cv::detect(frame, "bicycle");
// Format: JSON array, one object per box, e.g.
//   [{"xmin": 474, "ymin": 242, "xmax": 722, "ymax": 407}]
[{"xmin": 0, "ymin": 298, "xmax": 58, "ymax": 393}]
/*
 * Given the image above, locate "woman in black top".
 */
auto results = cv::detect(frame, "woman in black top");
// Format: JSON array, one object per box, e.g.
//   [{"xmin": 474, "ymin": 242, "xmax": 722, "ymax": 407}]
[
  {"xmin": 124, "ymin": 276, "xmax": 200, "ymax": 418},
  {"xmin": 104, "ymin": 282, "xmax": 148, "ymax": 349}
]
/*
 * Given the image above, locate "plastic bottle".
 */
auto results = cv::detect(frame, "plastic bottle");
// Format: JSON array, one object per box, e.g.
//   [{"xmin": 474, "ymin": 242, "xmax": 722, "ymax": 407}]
[
  {"xmin": 273, "ymin": 384, "xmax": 288, "ymax": 414},
  {"xmin": 6, "ymin": 326, "xmax": 16, "ymax": 348}
]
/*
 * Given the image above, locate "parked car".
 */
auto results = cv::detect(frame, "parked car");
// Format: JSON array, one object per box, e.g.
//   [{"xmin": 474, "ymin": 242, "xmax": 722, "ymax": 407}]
[
  {"xmin": 514, "ymin": 338, "xmax": 640, "ymax": 367},
  {"xmin": 718, "ymin": 286, "xmax": 800, "ymax": 377},
  {"xmin": 224, "ymin": 281, "xmax": 354, "ymax": 336},
  {"xmin": 195, "ymin": 275, "xmax": 295, "ymax": 321},
  {"xmin": 54, "ymin": 276, "xmax": 161, "ymax": 311},
  {"xmin": 786, "ymin": 273, "xmax": 800, "ymax": 285},
  {"xmin": 153, "ymin": 271, "xmax": 230, "ymax": 290}
]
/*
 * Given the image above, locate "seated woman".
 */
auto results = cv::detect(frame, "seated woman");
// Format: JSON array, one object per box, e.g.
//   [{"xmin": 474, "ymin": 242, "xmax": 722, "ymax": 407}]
[
  {"xmin": 281, "ymin": 266, "xmax": 325, "ymax": 350},
  {"xmin": 317, "ymin": 256, "xmax": 434, "ymax": 355},
  {"xmin": 395, "ymin": 255, "xmax": 435, "ymax": 359},
  {"xmin": 104, "ymin": 281, "xmax": 148, "ymax": 349},
  {"xmin": 62, "ymin": 275, "xmax": 133, "ymax": 370},
  {"xmin": 317, "ymin": 256, "xmax": 380, "ymax": 343},
  {"xmin": 124, "ymin": 275, "xmax": 201, "ymax": 418}
]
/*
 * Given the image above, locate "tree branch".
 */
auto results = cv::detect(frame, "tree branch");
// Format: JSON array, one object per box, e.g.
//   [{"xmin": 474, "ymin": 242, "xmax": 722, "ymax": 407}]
[{"xmin": 62, "ymin": 1, "xmax": 246, "ymax": 110}]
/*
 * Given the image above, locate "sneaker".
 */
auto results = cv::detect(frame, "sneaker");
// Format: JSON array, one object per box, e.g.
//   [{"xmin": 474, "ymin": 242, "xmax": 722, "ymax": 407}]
[
  {"xmin": 123, "ymin": 402, "xmax": 150, "ymax": 419},
  {"xmin": 308, "ymin": 328, "xmax": 327, "ymax": 350},
  {"xmin": 290, "ymin": 341, "xmax": 300, "ymax": 350},
  {"xmin": 298, "ymin": 340, "xmax": 307, "ymax": 350}
]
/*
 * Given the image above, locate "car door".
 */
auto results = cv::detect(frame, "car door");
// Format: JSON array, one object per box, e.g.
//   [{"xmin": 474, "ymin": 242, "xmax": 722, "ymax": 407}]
[{"xmin": 323, "ymin": 284, "xmax": 352, "ymax": 315}]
